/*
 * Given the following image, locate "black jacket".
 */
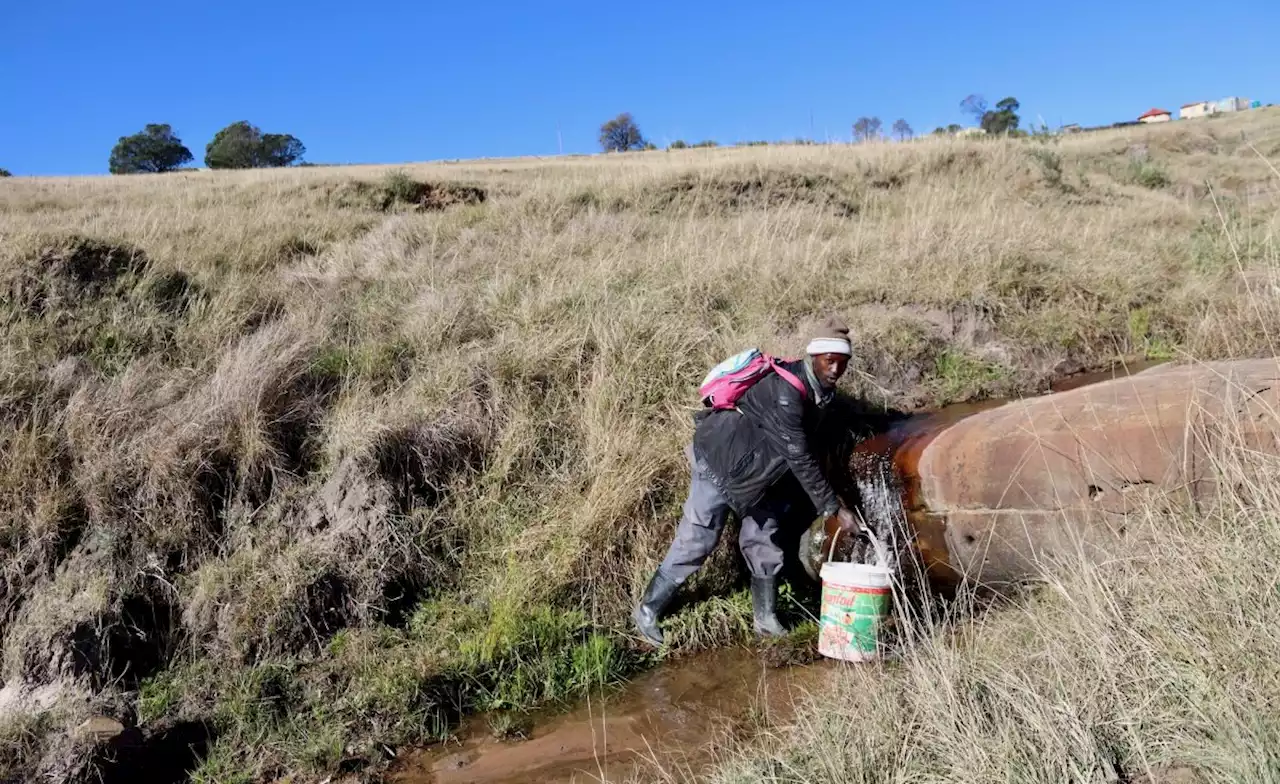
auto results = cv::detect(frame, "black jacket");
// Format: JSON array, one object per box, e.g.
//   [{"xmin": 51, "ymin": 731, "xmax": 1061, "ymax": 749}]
[{"xmin": 691, "ymin": 358, "xmax": 840, "ymax": 516}]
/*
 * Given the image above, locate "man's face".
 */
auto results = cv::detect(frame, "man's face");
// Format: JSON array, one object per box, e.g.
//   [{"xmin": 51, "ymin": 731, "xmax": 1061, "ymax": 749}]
[{"xmin": 812, "ymin": 353, "xmax": 849, "ymax": 390}]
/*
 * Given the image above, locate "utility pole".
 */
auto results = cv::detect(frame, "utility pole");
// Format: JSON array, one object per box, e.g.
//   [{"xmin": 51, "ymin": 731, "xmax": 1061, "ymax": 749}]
[{"xmin": 556, "ymin": 123, "xmax": 563, "ymax": 155}]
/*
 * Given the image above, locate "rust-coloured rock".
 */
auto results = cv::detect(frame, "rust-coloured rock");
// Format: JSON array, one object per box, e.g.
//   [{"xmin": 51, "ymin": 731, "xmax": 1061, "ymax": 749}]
[{"xmin": 912, "ymin": 358, "xmax": 1280, "ymax": 584}]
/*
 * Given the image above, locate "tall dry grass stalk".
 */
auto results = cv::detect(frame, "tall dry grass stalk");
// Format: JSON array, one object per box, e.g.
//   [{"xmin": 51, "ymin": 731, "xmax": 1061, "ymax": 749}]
[{"xmin": 1, "ymin": 108, "xmax": 1279, "ymax": 780}]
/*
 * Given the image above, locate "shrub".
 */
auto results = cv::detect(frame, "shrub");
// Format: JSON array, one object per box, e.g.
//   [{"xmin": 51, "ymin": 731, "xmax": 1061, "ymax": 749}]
[{"xmin": 1128, "ymin": 159, "xmax": 1171, "ymax": 189}]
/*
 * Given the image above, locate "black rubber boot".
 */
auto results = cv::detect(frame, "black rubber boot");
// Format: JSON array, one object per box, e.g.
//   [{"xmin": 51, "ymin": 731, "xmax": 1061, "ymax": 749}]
[
  {"xmin": 751, "ymin": 575, "xmax": 787, "ymax": 637},
  {"xmin": 632, "ymin": 569, "xmax": 679, "ymax": 647}
]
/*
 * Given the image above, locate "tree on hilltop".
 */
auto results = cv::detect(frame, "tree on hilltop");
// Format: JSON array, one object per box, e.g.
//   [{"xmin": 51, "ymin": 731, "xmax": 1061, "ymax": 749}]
[
  {"xmin": 0, "ymin": 167, "xmax": 11, "ymax": 177},
  {"xmin": 205, "ymin": 121, "xmax": 306, "ymax": 169},
  {"xmin": 960, "ymin": 94, "xmax": 1021, "ymax": 135},
  {"xmin": 960, "ymin": 94, "xmax": 988, "ymax": 124},
  {"xmin": 892, "ymin": 119, "xmax": 913, "ymax": 141},
  {"xmin": 852, "ymin": 116, "xmax": 882, "ymax": 142},
  {"xmin": 599, "ymin": 113, "xmax": 647, "ymax": 153},
  {"xmin": 108, "ymin": 124, "xmax": 194, "ymax": 174},
  {"xmin": 987, "ymin": 97, "xmax": 1021, "ymax": 134}
]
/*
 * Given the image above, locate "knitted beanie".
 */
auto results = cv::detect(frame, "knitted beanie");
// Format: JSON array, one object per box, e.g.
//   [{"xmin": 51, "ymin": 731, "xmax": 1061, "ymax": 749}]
[{"xmin": 805, "ymin": 315, "xmax": 852, "ymax": 356}]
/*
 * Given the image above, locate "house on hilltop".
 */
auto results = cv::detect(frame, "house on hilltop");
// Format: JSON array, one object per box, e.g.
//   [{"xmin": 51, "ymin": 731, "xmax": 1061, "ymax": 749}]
[
  {"xmin": 1213, "ymin": 97, "xmax": 1250, "ymax": 113},
  {"xmin": 1180, "ymin": 101, "xmax": 1213, "ymax": 119},
  {"xmin": 1138, "ymin": 108, "xmax": 1172, "ymax": 124}
]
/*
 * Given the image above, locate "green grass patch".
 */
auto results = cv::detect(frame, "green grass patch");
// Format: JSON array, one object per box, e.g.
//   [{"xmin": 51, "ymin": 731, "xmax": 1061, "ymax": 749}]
[
  {"xmin": 660, "ymin": 588, "xmax": 754, "ymax": 652},
  {"xmin": 929, "ymin": 350, "xmax": 1008, "ymax": 403},
  {"xmin": 310, "ymin": 336, "xmax": 416, "ymax": 388},
  {"xmin": 1127, "ymin": 307, "xmax": 1179, "ymax": 359}
]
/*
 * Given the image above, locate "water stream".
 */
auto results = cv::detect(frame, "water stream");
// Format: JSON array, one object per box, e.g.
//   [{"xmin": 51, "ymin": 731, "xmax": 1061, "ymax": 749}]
[{"xmin": 386, "ymin": 647, "xmax": 831, "ymax": 784}]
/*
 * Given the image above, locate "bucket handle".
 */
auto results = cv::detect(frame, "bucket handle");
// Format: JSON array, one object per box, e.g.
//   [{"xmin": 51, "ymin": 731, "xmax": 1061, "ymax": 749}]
[
  {"xmin": 825, "ymin": 509, "xmax": 891, "ymax": 568},
  {"xmin": 825, "ymin": 526, "xmax": 842, "ymax": 564}
]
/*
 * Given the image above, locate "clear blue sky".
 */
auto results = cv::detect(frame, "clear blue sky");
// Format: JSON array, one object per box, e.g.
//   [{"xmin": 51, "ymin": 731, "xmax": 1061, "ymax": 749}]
[{"xmin": 2, "ymin": 0, "xmax": 1277, "ymax": 175}]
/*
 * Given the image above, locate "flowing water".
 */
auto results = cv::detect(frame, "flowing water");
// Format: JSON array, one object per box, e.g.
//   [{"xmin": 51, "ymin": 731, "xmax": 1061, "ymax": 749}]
[{"xmin": 386, "ymin": 647, "xmax": 832, "ymax": 784}]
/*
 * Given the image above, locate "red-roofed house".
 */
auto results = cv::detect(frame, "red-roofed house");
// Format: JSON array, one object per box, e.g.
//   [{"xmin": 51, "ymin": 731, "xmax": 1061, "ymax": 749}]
[{"xmin": 1138, "ymin": 108, "xmax": 1172, "ymax": 124}]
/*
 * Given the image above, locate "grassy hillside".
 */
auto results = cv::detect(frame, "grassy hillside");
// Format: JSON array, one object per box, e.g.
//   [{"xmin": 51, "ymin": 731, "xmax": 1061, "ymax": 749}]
[{"xmin": 2, "ymin": 108, "xmax": 1279, "ymax": 782}]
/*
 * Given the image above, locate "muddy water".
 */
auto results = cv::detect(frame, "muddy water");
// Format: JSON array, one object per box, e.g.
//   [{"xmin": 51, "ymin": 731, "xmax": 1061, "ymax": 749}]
[
  {"xmin": 388, "ymin": 647, "xmax": 831, "ymax": 784},
  {"xmin": 1048, "ymin": 358, "xmax": 1165, "ymax": 394}
]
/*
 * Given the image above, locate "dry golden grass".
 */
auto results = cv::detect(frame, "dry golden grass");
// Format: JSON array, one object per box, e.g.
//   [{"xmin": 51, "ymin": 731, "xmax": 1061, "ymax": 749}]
[{"xmin": 1, "ymin": 108, "xmax": 1279, "ymax": 781}]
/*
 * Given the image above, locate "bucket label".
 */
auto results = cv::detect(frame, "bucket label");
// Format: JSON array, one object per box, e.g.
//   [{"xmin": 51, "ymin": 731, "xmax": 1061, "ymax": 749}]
[{"xmin": 819, "ymin": 583, "xmax": 889, "ymax": 658}]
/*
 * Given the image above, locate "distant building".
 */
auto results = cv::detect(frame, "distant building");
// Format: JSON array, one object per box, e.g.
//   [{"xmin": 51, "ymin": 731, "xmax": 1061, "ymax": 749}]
[
  {"xmin": 1060, "ymin": 123, "xmax": 1082, "ymax": 134},
  {"xmin": 1138, "ymin": 108, "xmax": 1172, "ymax": 123},
  {"xmin": 1180, "ymin": 101, "xmax": 1213, "ymax": 119},
  {"xmin": 1213, "ymin": 97, "xmax": 1250, "ymax": 113},
  {"xmin": 955, "ymin": 127, "xmax": 986, "ymax": 138}
]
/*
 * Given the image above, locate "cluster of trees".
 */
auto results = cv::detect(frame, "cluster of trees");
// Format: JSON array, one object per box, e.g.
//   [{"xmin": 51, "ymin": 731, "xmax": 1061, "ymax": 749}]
[
  {"xmin": 0, "ymin": 98, "xmax": 1030, "ymax": 178},
  {"xmin": 107, "ymin": 121, "xmax": 305, "ymax": 174},
  {"xmin": 959, "ymin": 95, "xmax": 1021, "ymax": 134},
  {"xmin": 851, "ymin": 117, "xmax": 916, "ymax": 142},
  {"xmin": 600, "ymin": 95, "xmax": 1020, "ymax": 155},
  {"xmin": 0, "ymin": 168, "xmax": 11, "ymax": 177},
  {"xmin": 857, "ymin": 96, "xmax": 1023, "ymax": 141}
]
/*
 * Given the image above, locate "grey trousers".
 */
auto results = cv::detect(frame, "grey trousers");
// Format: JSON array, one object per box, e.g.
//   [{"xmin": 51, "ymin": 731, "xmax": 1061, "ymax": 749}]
[{"xmin": 657, "ymin": 445, "xmax": 787, "ymax": 584}]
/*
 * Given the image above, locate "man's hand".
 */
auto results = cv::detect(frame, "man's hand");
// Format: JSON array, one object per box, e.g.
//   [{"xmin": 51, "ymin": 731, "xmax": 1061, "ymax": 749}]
[{"xmin": 836, "ymin": 506, "xmax": 861, "ymax": 533}]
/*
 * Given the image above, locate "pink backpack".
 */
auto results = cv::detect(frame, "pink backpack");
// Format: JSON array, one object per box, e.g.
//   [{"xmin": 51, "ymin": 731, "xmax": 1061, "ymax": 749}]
[{"xmin": 698, "ymin": 348, "xmax": 806, "ymax": 410}]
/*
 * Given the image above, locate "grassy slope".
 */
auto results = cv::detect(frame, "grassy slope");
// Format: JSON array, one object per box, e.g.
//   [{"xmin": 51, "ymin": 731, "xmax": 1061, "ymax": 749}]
[{"xmin": 1, "ymin": 109, "xmax": 1279, "ymax": 782}]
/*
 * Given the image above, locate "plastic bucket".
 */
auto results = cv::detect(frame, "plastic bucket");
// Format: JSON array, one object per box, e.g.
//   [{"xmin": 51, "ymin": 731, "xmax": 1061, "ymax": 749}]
[{"xmin": 818, "ymin": 561, "xmax": 892, "ymax": 662}]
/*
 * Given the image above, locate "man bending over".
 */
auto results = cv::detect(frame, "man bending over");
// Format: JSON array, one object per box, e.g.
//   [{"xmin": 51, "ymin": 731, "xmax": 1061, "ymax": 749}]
[{"xmin": 633, "ymin": 316, "xmax": 860, "ymax": 646}]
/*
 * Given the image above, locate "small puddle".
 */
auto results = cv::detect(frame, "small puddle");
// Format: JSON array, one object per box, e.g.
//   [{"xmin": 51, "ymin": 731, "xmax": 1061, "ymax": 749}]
[{"xmin": 387, "ymin": 647, "xmax": 833, "ymax": 784}]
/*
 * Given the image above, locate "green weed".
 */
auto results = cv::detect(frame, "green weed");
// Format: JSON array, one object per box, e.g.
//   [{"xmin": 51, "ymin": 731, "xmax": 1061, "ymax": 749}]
[
  {"xmin": 1126, "ymin": 308, "xmax": 1179, "ymax": 359},
  {"xmin": 455, "ymin": 604, "xmax": 634, "ymax": 710},
  {"xmin": 138, "ymin": 670, "xmax": 183, "ymax": 724},
  {"xmin": 189, "ymin": 744, "xmax": 256, "ymax": 784},
  {"xmin": 310, "ymin": 336, "xmax": 416, "ymax": 387},
  {"xmin": 660, "ymin": 589, "xmax": 754, "ymax": 652},
  {"xmin": 930, "ymin": 350, "xmax": 1008, "ymax": 403}
]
